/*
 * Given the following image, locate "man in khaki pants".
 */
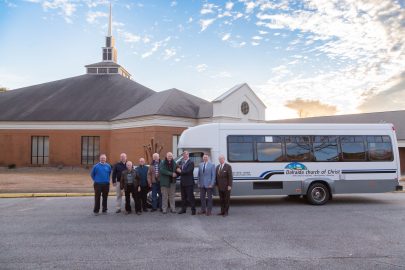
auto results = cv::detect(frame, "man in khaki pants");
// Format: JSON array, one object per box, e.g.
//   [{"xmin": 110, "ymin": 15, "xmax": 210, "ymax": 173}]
[
  {"xmin": 159, "ymin": 152, "xmax": 178, "ymax": 214},
  {"xmin": 112, "ymin": 153, "xmax": 127, "ymax": 213}
]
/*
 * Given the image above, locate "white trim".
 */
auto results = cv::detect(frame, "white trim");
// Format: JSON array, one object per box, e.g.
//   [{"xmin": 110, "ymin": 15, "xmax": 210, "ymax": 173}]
[
  {"xmin": 398, "ymin": 140, "xmax": 405, "ymax": 147},
  {"xmin": 197, "ymin": 116, "xmax": 266, "ymax": 125},
  {"xmin": 0, "ymin": 115, "xmax": 198, "ymax": 130},
  {"xmin": 111, "ymin": 116, "xmax": 197, "ymax": 129},
  {"xmin": 0, "ymin": 121, "xmax": 110, "ymax": 130}
]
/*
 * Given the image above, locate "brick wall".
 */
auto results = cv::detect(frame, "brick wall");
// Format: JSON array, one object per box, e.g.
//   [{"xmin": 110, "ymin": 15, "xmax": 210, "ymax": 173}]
[{"xmin": 0, "ymin": 126, "xmax": 186, "ymax": 167}]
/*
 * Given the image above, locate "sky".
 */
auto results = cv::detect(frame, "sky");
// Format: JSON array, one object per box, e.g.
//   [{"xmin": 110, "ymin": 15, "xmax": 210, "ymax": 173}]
[{"xmin": 0, "ymin": 0, "xmax": 404, "ymax": 120}]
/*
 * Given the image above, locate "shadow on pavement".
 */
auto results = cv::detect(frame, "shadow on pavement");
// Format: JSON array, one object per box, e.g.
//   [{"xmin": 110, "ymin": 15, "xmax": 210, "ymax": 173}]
[{"xmin": 220, "ymin": 194, "xmax": 393, "ymax": 206}]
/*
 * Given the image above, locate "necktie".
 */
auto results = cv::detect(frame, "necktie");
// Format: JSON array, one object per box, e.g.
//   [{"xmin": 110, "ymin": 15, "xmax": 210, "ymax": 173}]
[
  {"xmin": 218, "ymin": 164, "xmax": 223, "ymax": 176},
  {"xmin": 203, "ymin": 163, "xmax": 206, "ymax": 173}
]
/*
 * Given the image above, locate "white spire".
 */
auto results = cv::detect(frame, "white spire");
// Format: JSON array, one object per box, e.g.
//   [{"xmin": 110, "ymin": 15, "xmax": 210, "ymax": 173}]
[{"xmin": 108, "ymin": 2, "xmax": 112, "ymax": 37}]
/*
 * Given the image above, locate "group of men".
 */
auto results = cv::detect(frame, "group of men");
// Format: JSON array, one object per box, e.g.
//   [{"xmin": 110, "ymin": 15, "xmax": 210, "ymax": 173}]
[{"xmin": 90, "ymin": 151, "xmax": 233, "ymax": 217}]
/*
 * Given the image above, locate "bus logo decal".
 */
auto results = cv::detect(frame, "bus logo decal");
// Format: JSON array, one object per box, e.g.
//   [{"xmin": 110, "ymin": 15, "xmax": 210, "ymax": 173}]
[{"xmin": 285, "ymin": 162, "xmax": 307, "ymax": 170}]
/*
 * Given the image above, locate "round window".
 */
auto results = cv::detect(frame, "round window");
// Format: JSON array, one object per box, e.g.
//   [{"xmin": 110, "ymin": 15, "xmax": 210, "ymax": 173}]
[{"xmin": 241, "ymin": 101, "xmax": 249, "ymax": 115}]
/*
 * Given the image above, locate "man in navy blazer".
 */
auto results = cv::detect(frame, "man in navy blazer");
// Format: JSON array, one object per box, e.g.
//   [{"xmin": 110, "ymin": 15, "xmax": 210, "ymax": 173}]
[
  {"xmin": 176, "ymin": 151, "xmax": 196, "ymax": 215},
  {"xmin": 197, "ymin": 154, "xmax": 216, "ymax": 216}
]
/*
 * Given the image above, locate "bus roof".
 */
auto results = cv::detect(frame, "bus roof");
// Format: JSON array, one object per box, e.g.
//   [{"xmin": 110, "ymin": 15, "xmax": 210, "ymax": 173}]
[
  {"xmin": 220, "ymin": 123, "xmax": 393, "ymax": 130},
  {"xmin": 178, "ymin": 122, "xmax": 395, "ymax": 149}
]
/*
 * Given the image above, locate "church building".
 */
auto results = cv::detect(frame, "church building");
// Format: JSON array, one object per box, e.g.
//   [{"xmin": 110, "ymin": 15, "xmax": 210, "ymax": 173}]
[{"xmin": 0, "ymin": 5, "xmax": 266, "ymax": 167}]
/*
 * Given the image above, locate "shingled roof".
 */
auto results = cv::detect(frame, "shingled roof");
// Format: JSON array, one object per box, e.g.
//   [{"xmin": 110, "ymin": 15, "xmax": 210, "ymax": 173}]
[
  {"xmin": 113, "ymin": 88, "xmax": 213, "ymax": 120},
  {"xmin": 0, "ymin": 74, "xmax": 155, "ymax": 121},
  {"xmin": 0, "ymin": 75, "xmax": 214, "ymax": 121}
]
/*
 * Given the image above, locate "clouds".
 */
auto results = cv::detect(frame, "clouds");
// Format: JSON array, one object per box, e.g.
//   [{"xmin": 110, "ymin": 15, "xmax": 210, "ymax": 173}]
[
  {"xmin": 249, "ymin": 0, "xmax": 405, "ymax": 119},
  {"xmin": 200, "ymin": 3, "xmax": 217, "ymax": 15},
  {"xmin": 225, "ymin": 1, "xmax": 234, "ymax": 11},
  {"xmin": 141, "ymin": 37, "xmax": 171, "ymax": 59},
  {"xmin": 196, "ymin": 64, "xmax": 208, "ymax": 72},
  {"xmin": 3, "ymin": 0, "xmax": 404, "ymax": 119},
  {"xmin": 163, "ymin": 48, "xmax": 176, "ymax": 60},
  {"xmin": 39, "ymin": 0, "xmax": 77, "ymax": 23},
  {"xmin": 222, "ymin": 33, "xmax": 231, "ymax": 41},
  {"xmin": 200, "ymin": 18, "xmax": 215, "ymax": 32},
  {"xmin": 86, "ymin": 10, "xmax": 107, "ymax": 23},
  {"xmin": 358, "ymin": 72, "xmax": 405, "ymax": 113},
  {"xmin": 121, "ymin": 32, "xmax": 141, "ymax": 43},
  {"xmin": 211, "ymin": 71, "xmax": 232, "ymax": 78}
]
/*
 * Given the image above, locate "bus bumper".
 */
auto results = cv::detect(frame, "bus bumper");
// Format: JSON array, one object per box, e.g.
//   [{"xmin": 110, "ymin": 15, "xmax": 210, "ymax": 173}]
[{"xmin": 396, "ymin": 185, "xmax": 403, "ymax": 191}]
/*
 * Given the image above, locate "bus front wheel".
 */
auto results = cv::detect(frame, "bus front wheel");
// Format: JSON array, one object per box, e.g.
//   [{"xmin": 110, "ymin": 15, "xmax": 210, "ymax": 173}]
[{"xmin": 307, "ymin": 183, "xmax": 330, "ymax": 205}]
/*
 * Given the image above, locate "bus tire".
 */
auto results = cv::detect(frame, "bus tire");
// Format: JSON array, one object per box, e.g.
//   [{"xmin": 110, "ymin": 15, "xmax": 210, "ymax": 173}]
[{"xmin": 307, "ymin": 183, "xmax": 330, "ymax": 205}]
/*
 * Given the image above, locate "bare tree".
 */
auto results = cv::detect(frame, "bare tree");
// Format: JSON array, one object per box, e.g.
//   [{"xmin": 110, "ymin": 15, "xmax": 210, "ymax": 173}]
[
  {"xmin": 143, "ymin": 137, "xmax": 164, "ymax": 163},
  {"xmin": 285, "ymin": 98, "xmax": 337, "ymax": 118}
]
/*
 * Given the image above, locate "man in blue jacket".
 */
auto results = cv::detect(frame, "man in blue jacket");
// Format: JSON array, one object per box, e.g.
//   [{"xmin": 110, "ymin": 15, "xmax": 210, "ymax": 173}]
[
  {"xmin": 90, "ymin": 154, "xmax": 112, "ymax": 215},
  {"xmin": 197, "ymin": 154, "xmax": 216, "ymax": 216}
]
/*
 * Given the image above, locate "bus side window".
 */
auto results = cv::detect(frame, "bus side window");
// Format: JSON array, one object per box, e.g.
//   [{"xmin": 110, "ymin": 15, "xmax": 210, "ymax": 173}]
[
  {"xmin": 285, "ymin": 135, "xmax": 312, "ymax": 162},
  {"xmin": 227, "ymin": 136, "xmax": 254, "ymax": 162},
  {"xmin": 366, "ymin": 136, "xmax": 393, "ymax": 161},
  {"xmin": 256, "ymin": 136, "xmax": 284, "ymax": 162},
  {"xmin": 340, "ymin": 136, "xmax": 366, "ymax": 161},
  {"xmin": 313, "ymin": 136, "xmax": 339, "ymax": 162}
]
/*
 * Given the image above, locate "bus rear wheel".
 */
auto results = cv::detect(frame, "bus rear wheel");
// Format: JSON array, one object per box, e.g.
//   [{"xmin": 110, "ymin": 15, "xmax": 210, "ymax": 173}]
[{"xmin": 307, "ymin": 183, "xmax": 330, "ymax": 205}]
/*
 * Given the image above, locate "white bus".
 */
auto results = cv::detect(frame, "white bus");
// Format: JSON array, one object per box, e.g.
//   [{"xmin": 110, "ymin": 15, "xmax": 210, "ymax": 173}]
[{"xmin": 177, "ymin": 123, "xmax": 402, "ymax": 205}]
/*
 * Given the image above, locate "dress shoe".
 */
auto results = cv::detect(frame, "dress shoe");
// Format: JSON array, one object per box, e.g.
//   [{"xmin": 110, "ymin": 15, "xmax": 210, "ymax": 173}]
[
  {"xmin": 197, "ymin": 210, "xmax": 206, "ymax": 215},
  {"xmin": 115, "ymin": 209, "xmax": 121, "ymax": 213},
  {"xmin": 191, "ymin": 209, "xmax": 196, "ymax": 215},
  {"xmin": 223, "ymin": 212, "xmax": 228, "ymax": 217},
  {"xmin": 217, "ymin": 212, "xmax": 224, "ymax": 216},
  {"xmin": 143, "ymin": 208, "xmax": 148, "ymax": 212},
  {"xmin": 151, "ymin": 209, "xmax": 157, "ymax": 212},
  {"xmin": 177, "ymin": 210, "xmax": 186, "ymax": 214}
]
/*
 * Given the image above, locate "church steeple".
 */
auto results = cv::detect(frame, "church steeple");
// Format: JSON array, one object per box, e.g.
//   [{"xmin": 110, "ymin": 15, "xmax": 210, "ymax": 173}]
[
  {"xmin": 103, "ymin": 3, "xmax": 117, "ymax": 63},
  {"xmin": 85, "ymin": 2, "xmax": 131, "ymax": 79}
]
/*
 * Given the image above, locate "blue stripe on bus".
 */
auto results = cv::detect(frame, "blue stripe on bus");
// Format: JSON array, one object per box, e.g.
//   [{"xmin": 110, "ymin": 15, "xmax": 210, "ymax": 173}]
[{"xmin": 259, "ymin": 170, "xmax": 284, "ymax": 178}]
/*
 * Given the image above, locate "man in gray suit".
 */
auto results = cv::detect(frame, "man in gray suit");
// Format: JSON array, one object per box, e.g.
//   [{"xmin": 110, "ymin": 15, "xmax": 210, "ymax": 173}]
[{"xmin": 197, "ymin": 154, "xmax": 216, "ymax": 216}]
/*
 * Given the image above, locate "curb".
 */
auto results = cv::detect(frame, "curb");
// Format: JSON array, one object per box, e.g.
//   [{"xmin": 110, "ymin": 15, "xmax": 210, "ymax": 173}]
[{"xmin": 0, "ymin": 192, "xmax": 118, "ymax": 198}]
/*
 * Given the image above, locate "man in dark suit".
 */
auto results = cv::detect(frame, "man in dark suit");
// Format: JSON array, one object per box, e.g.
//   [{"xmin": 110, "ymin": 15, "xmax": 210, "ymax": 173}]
[
  {"xmin": 177, "ymin": 151, "xmax": 196, "ymax": 215},
  {"xmin": 216, "ymin": 154, "xmax": 233, "ymax": 217}
]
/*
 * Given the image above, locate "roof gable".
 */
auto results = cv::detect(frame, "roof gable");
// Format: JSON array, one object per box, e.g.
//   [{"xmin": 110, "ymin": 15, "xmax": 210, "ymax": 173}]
[
  {"xmin": 212, "ymin": 83, "xmax": 267, "ymax": 108},
  {"xmin": 113, "ymin": 88, "xmax": 213, "ymax": 120}
]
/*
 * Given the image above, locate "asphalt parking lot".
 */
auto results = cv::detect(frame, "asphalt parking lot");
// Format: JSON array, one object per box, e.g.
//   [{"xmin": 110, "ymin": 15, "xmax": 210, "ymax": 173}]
[{"xmin": 1, "ymin": 193, "xmax": 405, "ymax": 270}]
